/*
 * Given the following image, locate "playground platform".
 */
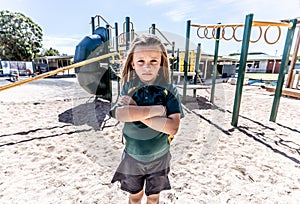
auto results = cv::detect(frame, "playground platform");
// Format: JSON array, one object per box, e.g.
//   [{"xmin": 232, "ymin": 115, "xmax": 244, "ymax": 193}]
[{"xmin": 265, "ymin": 86, "xmax": 300, "ymax": 99}]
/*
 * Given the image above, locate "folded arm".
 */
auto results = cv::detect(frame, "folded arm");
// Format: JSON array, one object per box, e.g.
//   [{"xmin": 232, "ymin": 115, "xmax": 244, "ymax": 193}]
[
  {"xmin": 114, "ymin": 95, "xmax": 181, "ymax": 135},
  {"xmin": 141, "ymin": 113, "xmax": 181, "ymax": 135},
  {"xmin": 115, "ymin": 104, "xmax": 166, "ymax": 122}
]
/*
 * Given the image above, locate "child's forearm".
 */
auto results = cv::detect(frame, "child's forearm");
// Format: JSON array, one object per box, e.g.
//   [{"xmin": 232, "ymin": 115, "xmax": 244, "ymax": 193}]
[
  {"xmin": 141, "ymin": 114, "xmax": 180, "ymax": 135},
  {"xmin": 115, "ymin": 105, "xmax": 165, "ymax": 122}
]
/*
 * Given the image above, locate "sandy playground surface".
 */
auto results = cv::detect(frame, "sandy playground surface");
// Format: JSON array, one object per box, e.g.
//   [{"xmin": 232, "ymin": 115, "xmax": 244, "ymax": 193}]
[{"xmin": 0, "ymin": 76, "xmax": 299, "ymax": 203}]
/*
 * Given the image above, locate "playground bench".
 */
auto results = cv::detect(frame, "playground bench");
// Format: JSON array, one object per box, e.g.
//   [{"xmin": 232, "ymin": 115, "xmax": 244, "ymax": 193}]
[
  {"xmin": 172, "ymin": 71, "xmax": 196, "ymax": 84},
  {"xmin": 176, "ymin": 84, "xmax": 211, "ymax": 98}
]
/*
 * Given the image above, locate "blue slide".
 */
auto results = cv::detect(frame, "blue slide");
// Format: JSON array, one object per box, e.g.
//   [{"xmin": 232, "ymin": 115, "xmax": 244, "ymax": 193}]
[
  {"xmin": 74, "ymin": 27, "xmax": 112, "ymax": 101},
  {"xmin": 74, "ymin": 27, "xmax": 108, "ymax": 64}
]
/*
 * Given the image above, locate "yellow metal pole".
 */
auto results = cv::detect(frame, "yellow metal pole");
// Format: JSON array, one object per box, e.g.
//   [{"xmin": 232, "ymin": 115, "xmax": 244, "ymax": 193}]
[
  {"xmin": 190, "ymin": 21, "xmax": 292, "ymax": 29},
  {"xmin": 0, "ymin": 52, "xmax": 119, "ymax": 92},
  {"xmin": 252, "ymin": 21, "xmax": 293, "ymax": 28}
]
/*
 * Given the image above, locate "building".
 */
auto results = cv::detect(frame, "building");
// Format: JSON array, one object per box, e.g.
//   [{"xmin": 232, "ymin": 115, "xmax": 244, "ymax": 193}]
[
  {"xmin": 34, "ymin": 55, "xmax": 74, "ymax": 74},
  {"xmin": 218, "ymin": 52, "xmax": 290, "ymax": 73}
]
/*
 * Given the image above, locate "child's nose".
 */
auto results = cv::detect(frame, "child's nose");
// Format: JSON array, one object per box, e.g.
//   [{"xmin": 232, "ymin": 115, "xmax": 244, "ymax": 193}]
[{"xmin": 143, "ymin": 61, "xmax": 151, "ymax": 67}]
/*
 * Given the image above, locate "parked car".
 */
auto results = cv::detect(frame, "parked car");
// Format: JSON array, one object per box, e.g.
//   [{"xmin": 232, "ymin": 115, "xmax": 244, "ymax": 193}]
[{"xmin": 9, "ymin": 69, "xmax": 20, "ymax": 82}]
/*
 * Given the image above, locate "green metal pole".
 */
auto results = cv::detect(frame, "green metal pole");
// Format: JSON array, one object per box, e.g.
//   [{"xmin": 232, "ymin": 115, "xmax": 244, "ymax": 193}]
[
  {"xmin": 151, "ymin": 24, "xmax": 156, "ymax": 35},
  {"xmin": 269, "ymin": 18, "xmax": 297, "ymax": 122},
  {"xmin": 125, "ymin": 17, "xmax": 130, "ymax": 51},
  {"xmin": 106, "ymin": 24, "xmax": 110, "ymax": 46},
  {"xmin": 194, "ymin": 43, "xmax": 201, "ymax": 97},
  {"xmin": 91, "ymin": 17, "xmax": 95, "ymax": 34},
  {"xmin": 176, "ymin": 48, "xmax": 180, "ymax": 71},
  {"xmin": 105, "ymin": 44, "xmax": 112, "ymax": 102},
  {"xmin": 115, "ymin": 22, "xmax": 119, "ymax": 52},
  {"xmin": 210, "ymin": 23, "xmax": 221, "ymax": 104},
  {"xmin": 231, "ymin": 14, "xmax": 254, "ymax": 127},
  {"xmin": 0, "ymin": 59, "xmax": 2, "ymax": 75},
  {"xmin": 115, "ymin": 22, "xmax": 120, "ymax": 97},
  {"xmin": 31, "ymin": 60, "xmax": 36, "ymax": 73},
  {"xmin": 182, "ymin": 20, "xmax": 191, "ymax": 104},
  {"xmin": 171, "ymin": 41, "xmax": 175, "ymax": 84}
]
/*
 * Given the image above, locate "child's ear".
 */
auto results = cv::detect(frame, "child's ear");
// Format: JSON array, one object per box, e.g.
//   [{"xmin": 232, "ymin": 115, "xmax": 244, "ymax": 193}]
[{"xmin": 131, "ymin": 62, "xmax": 135, "ymax": 69}]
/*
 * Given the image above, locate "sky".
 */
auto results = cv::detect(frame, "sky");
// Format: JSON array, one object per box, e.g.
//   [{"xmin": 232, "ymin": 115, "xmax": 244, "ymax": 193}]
[{"xmin": 1, "ymin": 0, "xmax": 299, "ymax": 56}]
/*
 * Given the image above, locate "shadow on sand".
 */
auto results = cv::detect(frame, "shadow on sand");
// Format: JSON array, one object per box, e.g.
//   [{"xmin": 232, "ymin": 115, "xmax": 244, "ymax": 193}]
[
  {"xmin": 58, "ymin": 99, "xmax": 114, "ymax": 130},
  {"xmin": 183, "ymin": 95, "xmax": 300, "ymax": 164},
  {"xmin": 0, "ymin": 125, "xmax": 92, "ymax": 147}
]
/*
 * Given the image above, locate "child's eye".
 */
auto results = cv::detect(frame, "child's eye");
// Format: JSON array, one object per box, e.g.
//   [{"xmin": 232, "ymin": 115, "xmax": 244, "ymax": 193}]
[
  {"xmin": 151, "ymin": 60, "xmax": 158, "ymax": 64},
  {"xmin": 137, "ymin": 60, "xmax": 144, "ymax": 65}
]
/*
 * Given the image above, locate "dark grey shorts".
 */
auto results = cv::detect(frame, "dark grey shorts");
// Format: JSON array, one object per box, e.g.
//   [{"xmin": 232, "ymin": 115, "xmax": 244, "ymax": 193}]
[{"xmin": 111, "ymin": 151, "xmax": 171, "ymax": 196}]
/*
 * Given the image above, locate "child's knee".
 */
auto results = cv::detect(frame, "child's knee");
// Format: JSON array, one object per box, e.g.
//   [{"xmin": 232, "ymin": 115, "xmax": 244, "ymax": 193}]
[
  {"xmin": 129, "ymin": 190, "xmax": 144, "ymax": 203},
  {"xmin": 147, "ymin": 194, "xmax": 160, "ymax": 204}
]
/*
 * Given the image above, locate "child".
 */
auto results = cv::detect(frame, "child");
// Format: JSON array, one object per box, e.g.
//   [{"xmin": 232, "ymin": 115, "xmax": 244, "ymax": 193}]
[{"xmin": 109, "ymin": 34, "xmax": 184, "ymax": 203}]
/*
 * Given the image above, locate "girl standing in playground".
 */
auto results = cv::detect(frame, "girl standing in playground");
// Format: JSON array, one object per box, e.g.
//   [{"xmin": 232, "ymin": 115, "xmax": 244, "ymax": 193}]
[{"xmin": 109, "ymin": 34, "xmax": 184, "ymax": 203}]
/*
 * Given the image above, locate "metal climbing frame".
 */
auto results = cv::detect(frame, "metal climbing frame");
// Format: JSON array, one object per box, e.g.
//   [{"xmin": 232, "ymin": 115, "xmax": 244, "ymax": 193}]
[{"xmin": 183, "ymin": 13, "xmax": 298, "ymax": 126}]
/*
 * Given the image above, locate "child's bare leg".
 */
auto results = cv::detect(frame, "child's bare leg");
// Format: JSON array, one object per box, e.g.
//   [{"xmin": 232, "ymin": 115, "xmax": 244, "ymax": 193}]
[
  {"xmin": 146, "ymin": 194, "xmax": 159, "ymax": 204},
  {"xmin": 128, "ymin": 190, "xmax": 144, "ymax": 204}
]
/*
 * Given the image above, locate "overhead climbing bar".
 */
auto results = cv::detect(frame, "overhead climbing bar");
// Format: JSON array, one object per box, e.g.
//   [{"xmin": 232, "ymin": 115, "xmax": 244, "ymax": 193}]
[{"xmin": 191, "ymin": 20, "xmax": 293, "ymax": 45}]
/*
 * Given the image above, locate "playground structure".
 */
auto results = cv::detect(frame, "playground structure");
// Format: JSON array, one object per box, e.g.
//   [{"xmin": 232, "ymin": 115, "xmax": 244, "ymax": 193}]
[
  {"xmin": 0, "ymin": 15, "xmax": 137, "ymax": 100},
  {"xmin": 0, "ymin": 14, "xmax": 299, "ymax": 127},
  {"xmin": 0, "ymin": 15, "xmax": 182, "ymax": 101},
  {"xmin": 183, "ymin": 14, "xmax": 299, "ymax": 126}
]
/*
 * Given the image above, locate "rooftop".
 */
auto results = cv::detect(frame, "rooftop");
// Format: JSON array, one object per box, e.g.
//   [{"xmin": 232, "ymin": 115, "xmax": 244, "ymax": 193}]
[{"xmin": 220, "ymin": 52, "xmax": 286, "ymax": 61}]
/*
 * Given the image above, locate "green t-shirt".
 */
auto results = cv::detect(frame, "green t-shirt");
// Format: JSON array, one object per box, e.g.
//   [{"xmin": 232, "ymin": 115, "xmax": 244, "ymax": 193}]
[{"xmin": 110, "ymin": 78, "xmax": 184, "ymax": 162}]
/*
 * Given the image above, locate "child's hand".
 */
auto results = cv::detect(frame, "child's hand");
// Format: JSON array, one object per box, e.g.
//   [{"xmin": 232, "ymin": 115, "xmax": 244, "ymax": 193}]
[{"xmin": 118, "ymin": 95, "xmax": 137, "ymax": 106}]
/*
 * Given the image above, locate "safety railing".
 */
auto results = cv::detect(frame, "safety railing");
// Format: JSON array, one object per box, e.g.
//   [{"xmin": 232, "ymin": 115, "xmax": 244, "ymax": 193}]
[
  {"xmin": 149, "ymin": 26, "xmax": 175, "ymax": 48},
  {"xmin": 0, "ymin": 52, "xmax": 119, "ymax": 92}
]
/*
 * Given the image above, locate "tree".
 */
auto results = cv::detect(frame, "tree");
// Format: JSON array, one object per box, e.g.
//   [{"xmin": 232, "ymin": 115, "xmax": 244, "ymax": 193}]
[
  {"xmin": 0, "ymin": 10, "xmax": 43, "ymax": 61},
  {"xmin": 41, "ymin": 47, "xmax": 60, "ymax": 56}
]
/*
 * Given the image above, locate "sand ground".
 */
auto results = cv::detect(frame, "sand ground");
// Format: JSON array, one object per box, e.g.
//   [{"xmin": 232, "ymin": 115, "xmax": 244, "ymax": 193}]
[{"xmin": 0, "ymin": 76, "xmax": 299, "ymax": 203}]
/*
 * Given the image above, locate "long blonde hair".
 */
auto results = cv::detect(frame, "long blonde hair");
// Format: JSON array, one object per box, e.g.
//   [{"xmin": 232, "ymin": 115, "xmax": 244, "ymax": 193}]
[{"xmin": 120, "ymin": 34, "xmax": 170, "ymax": 85}]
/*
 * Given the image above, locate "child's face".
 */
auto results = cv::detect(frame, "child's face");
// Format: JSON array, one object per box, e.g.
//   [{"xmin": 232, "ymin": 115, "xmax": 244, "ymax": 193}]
[{"xmin": 131, "ymin": 46, "xmax": 162, "ymax": 85}]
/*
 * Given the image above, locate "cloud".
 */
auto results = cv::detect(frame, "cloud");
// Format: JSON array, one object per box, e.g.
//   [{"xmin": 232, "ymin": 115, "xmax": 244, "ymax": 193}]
[
  {"xmin": 147, "ymin": 0, "xmax": 197, "ymax": 22},
  {"xmin": 165, "ymin": 7, "xmax": 191, "ymax": 22},
  {"xmin": 42, "ymin": 36, "xmax": 80, "ymax": 55},
  {"xmin": 146, "ymin": 0, "xmax": 300, "ymax": 24},
  {"xmin": 145, "ymin": 0, "xmax": 177, "ymax": 5},
  {"xmin": 218, "ymin": 0, "xmax": 300, "ymax": 21}
]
